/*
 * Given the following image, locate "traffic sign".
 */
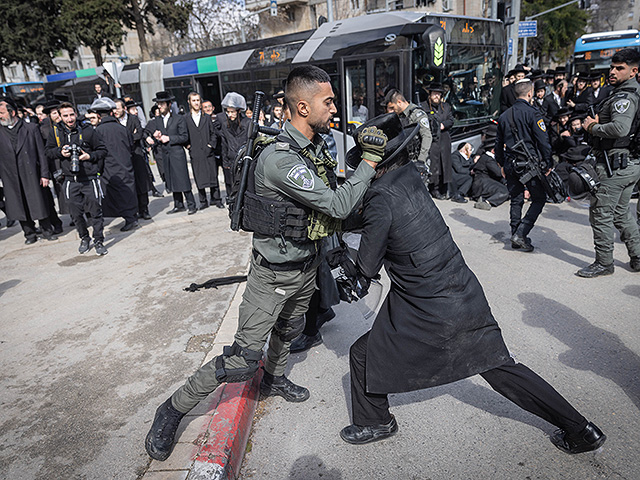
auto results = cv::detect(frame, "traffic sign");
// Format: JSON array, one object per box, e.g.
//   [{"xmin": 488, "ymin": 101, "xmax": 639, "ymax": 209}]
[
  {"xmin": 518, "ymin": 20, "xmax": 537, "ymax": 38},
  {"xmin": 270, "ymin": 0, "xmax": 277, "ymax": 16}
]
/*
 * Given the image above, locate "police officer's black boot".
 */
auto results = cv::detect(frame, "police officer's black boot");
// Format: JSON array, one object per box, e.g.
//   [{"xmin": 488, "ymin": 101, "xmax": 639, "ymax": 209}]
[
  {"xmin": 576, "ymin": 261, "xmax": 614, "ymax": 278},
  {"xmin": 550, "ymin": 422, "xmax": 606, "ymax": 454},
  {"xmin": 145, "ymin": 398, "xmax": 186, "ymax": 461},
  {"xmin": 630, "ymin": 256, "xmax": 640, "ymax": 272},
  {"xmin": 260, "ymin": 370, "xmax": 310, "ymax": 402}
]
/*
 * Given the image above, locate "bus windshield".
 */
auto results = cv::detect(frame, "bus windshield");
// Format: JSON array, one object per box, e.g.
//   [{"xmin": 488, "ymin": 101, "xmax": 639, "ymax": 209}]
[
  {"xmin": 573, "ymin": 30, "xmax": 640, "ymax": 75},
  {"xmin": 1, "ymin": 83, "xmax": 46, "ymax": 106}
]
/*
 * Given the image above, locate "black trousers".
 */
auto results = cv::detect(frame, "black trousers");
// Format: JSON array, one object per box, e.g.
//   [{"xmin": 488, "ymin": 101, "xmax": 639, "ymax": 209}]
[
  {"xmin": 222, "ymin": 165, "xmax": 234, "ymax": 202},
  {"xmin": 451, "ymin": 173, "xmax": 473, "ymax": 197},
  {"xmin": 198, "ymin": 187, "xmax": 221, "ymax": 205},
  {"xmin": 64, "ymin": 179, "xmax": 104, "ymax": 242},
  {"xmin": 173, "ymin": 191, "xmax": 196, "ymax": 210},
  {"xmin": 20, "ymin": 215, "xmax": 53, "ymax": 241},
  {"xmin": 505, "ymin": 165, "xmax": 546, "ymax": 237},
  {"xmin": 42, "ymin": 185, "xmax": 62, "ymax": 230},
  {"xmin": 349, "ymin": 331, "xmax": 588, "ymax": 435}
]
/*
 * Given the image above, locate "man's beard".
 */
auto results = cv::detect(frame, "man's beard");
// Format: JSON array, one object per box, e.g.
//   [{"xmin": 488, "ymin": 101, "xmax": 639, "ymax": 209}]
[
  {"xmin": 0, "ymin": 118, "xmax": 12, "ymax": 127},
  {"xmin": 310, "ymin": 118, "xmax": 330, "ymax": 135}
]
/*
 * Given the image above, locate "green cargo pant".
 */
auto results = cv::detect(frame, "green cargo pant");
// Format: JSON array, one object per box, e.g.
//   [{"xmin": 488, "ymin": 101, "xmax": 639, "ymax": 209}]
[
  {"xmin": 172, "ymin": 254, "xmax": 318, "ymax": 413},
  {"xmin": 590, "ymin": 161, "xmax": 640, "ymax": 266}
]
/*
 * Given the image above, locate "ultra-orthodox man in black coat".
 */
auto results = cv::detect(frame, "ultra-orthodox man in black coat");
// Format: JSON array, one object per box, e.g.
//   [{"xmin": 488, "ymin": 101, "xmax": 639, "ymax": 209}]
[
  {"xmin": 96, "ymin": 116, "xmax": 138, "ymax": 220},
  {"xmin": 185, "ymin": 112, "xmax": 218, "ymax": 189},
  {"xmin": 0, "ymin": 119, "xmax": 51, "ymax": 222},
  {"xmin": 123, "ymin": 113, "xmax": 151, "ymax": 201},
  {"xmin": 470, "ymin": 150, "xmax": 509, "ymax": 206},
  {"xmin": 145, "ymin": 113, "xmax": 191, "ymax": 193}
]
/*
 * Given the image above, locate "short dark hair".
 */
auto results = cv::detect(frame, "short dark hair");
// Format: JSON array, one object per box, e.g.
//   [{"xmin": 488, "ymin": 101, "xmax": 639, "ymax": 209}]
[
  {"xmin": 611, "ymin": 48, "xmax": 640, "ymax": 67},
  {"xmin": 384, "ymin": 89, "xmax": 406, "ymax": 105},
  {"xmin": 284, "ymin": 66, "xmax": 331, "ymax": 114},
  {"xmin": 514, "ymin": 80, "xmax": 533, "ymax": 97},
  {"xmin": 57, "ymin": 102, "xmax": 76, "ymax": 113}
]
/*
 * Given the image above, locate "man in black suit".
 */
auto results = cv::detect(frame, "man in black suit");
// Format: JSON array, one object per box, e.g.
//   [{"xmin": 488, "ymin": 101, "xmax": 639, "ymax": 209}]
[
  {"xmin": 542, "ymin": 79, "xmax": 568, "ymax": 123},
  {"xmin": 450, "ymin": 142, "xmax": 474, "ymax": 203},
  {"xmin": 144, "ymin": 91, "xmax": 197, "ymax": 215},
  {"xmin": 185, "ymin": 92, "xmax": 222, "ymax": 209},
  {"xmin": 500, "ymin": 64, "xmax": 527, "ymax": 113}
]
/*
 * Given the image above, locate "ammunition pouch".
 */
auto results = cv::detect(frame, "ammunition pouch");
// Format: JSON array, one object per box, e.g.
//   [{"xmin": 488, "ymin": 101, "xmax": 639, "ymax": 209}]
[
  {"xmin": 214, "ymin": 342, "xmax": 263, "ymax": 383},
  {"xmin": 273, "ymin": 315, "xmax": 305, "ymax": 342},
  {"xmin": 242, "ymin": 191, "xmax": 310, "ymax": 242},
  {"xmin": 596, "ymin": 152, "xmax": 629, "ymax": 170}
]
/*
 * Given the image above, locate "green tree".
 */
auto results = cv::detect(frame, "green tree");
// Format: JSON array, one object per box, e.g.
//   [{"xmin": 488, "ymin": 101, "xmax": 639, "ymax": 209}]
[
  {"xmin": 0, "ymin": 0, "xmax": 67, "ymax": 78},
  {"xmin": 123, "ymin": 0, "xmax": 192, "ymax": 61},
  {"xmin": 60, "ymin": 0, "xmax": 128, "ymax": 66},
  {"xmin": 522, "ymin": 0, "xmax": 589, "ymax": 65}
]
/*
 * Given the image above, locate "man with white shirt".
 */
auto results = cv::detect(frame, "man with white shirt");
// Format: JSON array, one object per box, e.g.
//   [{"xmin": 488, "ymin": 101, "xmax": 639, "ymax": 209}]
[
  {"xmin": 185, "ymin": 92, "xmax": 222, "ymax": 209},
  {"xmin": 541, "ymin": 79, "xmax": 568, "ymax": 123},
  {"xmin": 144, "ymin": 91, "xmax": 196, "ymax": 215}
]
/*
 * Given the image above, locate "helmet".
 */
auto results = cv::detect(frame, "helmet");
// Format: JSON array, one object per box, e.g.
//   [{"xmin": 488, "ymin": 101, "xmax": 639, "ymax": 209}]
[
  {"xmin": 568, "ymin": 162, "xmax": 600, "ymax": 196},
  {"xmin": 221, "ymin": 92, "xmax": 247, "ymax": 111}
]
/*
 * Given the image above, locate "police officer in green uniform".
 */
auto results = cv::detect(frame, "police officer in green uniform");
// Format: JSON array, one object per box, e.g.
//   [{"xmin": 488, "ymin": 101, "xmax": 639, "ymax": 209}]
[
  {"xmin": 578, "ymin": 48, "xmax": 640, "ymax": 277},
  {"xmin": 384, "ymin": 89, "xmax": 432, "ymax": 178},
  {"xmin": 145, "ymin": 65, "xmax": 387, "ymax": 461}
]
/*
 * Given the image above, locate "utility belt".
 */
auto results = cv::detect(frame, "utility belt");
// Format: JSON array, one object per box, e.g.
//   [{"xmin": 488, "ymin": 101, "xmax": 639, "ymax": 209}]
[
  {"xmin": 595, "ymin": 152, "xmax": 639, "ymax": 170},
  {"xmin": 64, "ymin": 175, "xmax": 98, "ymax": 183},
  {"xmin": 253, "ymin": 249, "xmax": 317, "ymax": 272}
]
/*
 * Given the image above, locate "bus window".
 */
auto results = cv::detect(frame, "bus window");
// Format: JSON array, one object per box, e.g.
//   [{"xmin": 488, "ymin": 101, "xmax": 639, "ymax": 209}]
[
  {"xmin": 374, "ymin": 57, "xmax": 398, "ymax": 117},
  {"xmin": 345, "ymin": 61, "xmax": 368, "ymax": 125}
]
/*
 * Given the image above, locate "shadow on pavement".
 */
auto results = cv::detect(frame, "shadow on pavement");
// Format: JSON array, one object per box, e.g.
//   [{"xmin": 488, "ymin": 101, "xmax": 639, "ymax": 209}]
[
  {"xmin": 0, "ymin": 278, "xmax": 21, "ymax": 297},
  {"xmin": 622, "ymin": 285, "xmax": 640, "ymax": 298},
  {"xmin": 519, "ymin": 292, "xmax": 640, "ymax": 411},
  {"xmin": 288, "ymin": 454, "xmax": 342, "ymax": 480}
]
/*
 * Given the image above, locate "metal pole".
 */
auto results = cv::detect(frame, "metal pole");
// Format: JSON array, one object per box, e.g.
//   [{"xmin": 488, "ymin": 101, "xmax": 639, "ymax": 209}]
[
  {"xmin": 327, "ymin": 0, "xmax": 333, "ymax": 22},
  {"xmin": 491, "ymin": 0, "xmax": 498, "ymax": 19},
  {"xmin": 509, "ymin": 0, "xmax": 521, "ymax": 72},
  {"xmin": 522, "ymin": 35, "xmax": 527, "ymax": 64}
]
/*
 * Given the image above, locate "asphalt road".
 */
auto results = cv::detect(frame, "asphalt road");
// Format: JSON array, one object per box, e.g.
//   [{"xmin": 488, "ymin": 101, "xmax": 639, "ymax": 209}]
[
  {"xmin": 0, "ymin": 190, "xmax": 252, "ymax": 480},
  {"xmin": 239, "ymin": 196, "xmax": 640, "ymax": 480}
]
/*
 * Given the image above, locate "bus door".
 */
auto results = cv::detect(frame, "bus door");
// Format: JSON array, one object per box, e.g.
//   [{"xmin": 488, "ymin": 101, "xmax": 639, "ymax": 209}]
[{"xmin": 197, "ymin": 75, "xmax": 222, "ymax": 110}]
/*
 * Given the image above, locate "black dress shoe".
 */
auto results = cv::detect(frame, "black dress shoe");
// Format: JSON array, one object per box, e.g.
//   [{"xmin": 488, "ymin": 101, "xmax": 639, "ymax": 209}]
[
  {"xmin": 42, "ymin": 232, "xmax": 58, "ymax": 241},
  {"xmin": 340, "ymin": 415, "xmax": 398, "ymax": 445},
  {"xmin": 576, "ymin": 261, "xmax": 614, "ymax": 278},
  {"xmin": 432, "ymin": 192, "xmax": 446, "ymax": 200},
  {"xmin": 290, "ymin": 332, "xmax": 323, "ymax": 353},
  {"xmin": 187, "ymin": 208, "xmax": 198, "ymax": 215},
  {"xmin": 551, "ymin": 422, "xmax": 606, "ymax": 454},
  {"xmin": 511, "ymin": 233, "xmax": 534, "ymax": 252},
  {"xmin": 120, "ymin": 221, "xmax": 140, "ymax": 232},
  {"xmin": 316, "ymin": 307, "xmax": 336, "ymax": 329},
  {"xmin": 140, "ymin": 211, "xmax": 152, "ymax": 220},
  {"xmin": 260, "ymin": 372, "xmax": 310, "ymax": 402},
  {"xmin": 151, "ymin": 190, "xmax": 164, "ymax": 198},
  {"xmin": 630, "ymin": 256, "xmax": 640, "ymax": 272},
  {"xmin": 6, "ymin": 219, "xmax": 16, "ymax": 228},
  {"xmin": 451, "ymin": 194, "xmax": 468, "ymax": 204},
  {"xmin": 199, "ymin": 202, "xmax": 209, "ymax": 210},
  {"xmin": 215, "ymin": 201, "xmax": 225, "ymax": 209},
  {"xmin": 24, "ymin": 237, "xmax": 38, "ymax": 245},
  {"xmin": 166, "ymin": 206, "xmax": 186, "ymax": 215},
  {"xmin": 145, "ymin": 398, "xmax": 186, "ymax": 461},
  {"xmin": 53, "ymin": 225, "xmax": 64, "ymax": 235}
]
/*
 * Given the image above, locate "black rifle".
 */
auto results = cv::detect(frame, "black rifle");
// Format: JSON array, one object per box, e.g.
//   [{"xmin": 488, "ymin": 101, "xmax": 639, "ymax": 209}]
[
  {"xmin": 229, "ymin": 91, "xmax": 281, "ymax": 231},
  {"xmin": 507, "ymin": 109, "xmax": 566, "ymax": 203},
  {"xmin": 588, "ymin": 104, "xmax": 613, "ymax": 177}
]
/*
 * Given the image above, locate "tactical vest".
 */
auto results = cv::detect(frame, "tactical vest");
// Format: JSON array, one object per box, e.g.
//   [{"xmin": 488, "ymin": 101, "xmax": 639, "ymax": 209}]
[
  {"xmin": 240, "ymin": 134, "xmax": 339, "ymax": 242},
  {"xmin": 592, "ymin": 87, "xmax": 640, "ymax": 152}
]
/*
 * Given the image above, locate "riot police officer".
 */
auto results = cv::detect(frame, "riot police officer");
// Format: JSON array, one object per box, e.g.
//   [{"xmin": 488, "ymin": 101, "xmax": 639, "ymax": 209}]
[
  {"xmin": 384, "ymin": 89, "xmax": 432, "ymax": 178},
  {"xmin": 145, "ymin": 65, "xmax": 386, "ymax": 462},
  {"xmin": 578, "ymin": 48, "xmax": 640, "ymax": 277},
  {"xmin": 495, "ymin": 79, "xmax": 552, "ymax": 252}
]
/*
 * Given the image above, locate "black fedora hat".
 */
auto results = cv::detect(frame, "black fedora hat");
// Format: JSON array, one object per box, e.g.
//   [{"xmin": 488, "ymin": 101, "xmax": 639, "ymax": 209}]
[
  {"xmin": 0, "ymin": 95, "xmax": 19, "ymax": 112},
  {"xmin": 345, "ymin": 113, "xmax": 420, "ymax": 170},
  {"xmin": 153, "ymin": 91, "xmax": 175, "ymax": 102},
  {"xmin": 124, "ymin": 99, "xmax": 141, "ymax": 108},
  {"xmin": 534, "ymin": 79, "xmax": 546, "ymax": 92},
  {"xmin": 553, "ymin": 107, "xmax": 572, "ymax": 121},
  {"xmin": 42, "ymin": 99, "xmax": 61, "ymax": 114},
  {"xmin": 426, "ymin": 82, "xmax": 445, "ymax": 93},
  {"xmin": 561, "ymin": 144, "xmax": 590, "ymax": 163}
]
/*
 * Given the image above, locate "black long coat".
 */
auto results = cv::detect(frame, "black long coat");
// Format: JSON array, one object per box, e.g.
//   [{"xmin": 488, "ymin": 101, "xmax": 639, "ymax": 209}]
[
  {"xmin": 423, "ymin": 101, "xmax": 453, "ymax": 185},
  {"xmin": 217, "ymin": 112, "xmax": 250, "ymax": 168},
  {"xmin": 145, "ymin": 114, "xmax": 191, "ymax": 192},
  {"xmin": 123, "ymin": 114, "xmax": 151, "ymax": 195},
  {"xmin": 470, "ymin": 152, "xmax": 508, "ymax": 202},
  {"xmin": 186, "ymin": 112, "xmax": 218, "ymax": 188},
  {"xmin": 357, "ymin": 163, "xmax": 510, "ymax": 394},
  {"xmin": 0, "ymin": 120, "xmax": 50, "ymax": 221},
  {"xmin": 96, "ymin": 116, "xmax": 138, "ymax": 219}
]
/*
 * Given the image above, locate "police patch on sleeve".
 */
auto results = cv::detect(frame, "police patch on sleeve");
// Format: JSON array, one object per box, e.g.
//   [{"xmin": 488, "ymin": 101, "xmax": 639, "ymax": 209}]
[
  {"xmin": 420, "ymin": 117, "xmax": 430, "ymax": 128},
  {"xmin": 287, "ymin": 164, "xmax": 315, "ymax": 190},
  {"xmin": 614, "ymin": 99, "xmax": 631, "ymax": 114},
  {"xmin": 537, "ymin": 119, "xmax": 546, "ymax": 132}
]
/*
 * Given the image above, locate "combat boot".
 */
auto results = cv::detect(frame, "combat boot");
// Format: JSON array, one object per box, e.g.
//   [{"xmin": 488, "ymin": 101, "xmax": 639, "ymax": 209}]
[
  {"xmin": 630, "ymin": 256, "xmax": 640, "ymax": 272},
  {"xmin": 511, "ymin": 233, "xmax": 534, "ymax": 252},
  {"xmin": 340, "ymin": 415, "xmax": 398, "ymax": 445},
  {"xmin": 260, "ymin": 370, "xmax": 310, "ymax": 402},
  {"xmin": 576, "ymin": 261, "xmax": 614, "ymax": 278},
  {"xmin": 145, "ymin": 398, "xmax": 186, "ymax": 461},
  {"xmin": 550, "ymin": 422, "xmax": 606, "ymax": 454}
]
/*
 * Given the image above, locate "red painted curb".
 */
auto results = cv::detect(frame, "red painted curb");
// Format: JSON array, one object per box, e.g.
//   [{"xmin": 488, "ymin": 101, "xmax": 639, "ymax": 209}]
[{"xmin": 187, "ymin": 369, "xmax": 263, "ymax": 480}]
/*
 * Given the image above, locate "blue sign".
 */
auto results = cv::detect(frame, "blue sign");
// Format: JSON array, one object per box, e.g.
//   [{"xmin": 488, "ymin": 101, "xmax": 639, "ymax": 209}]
[
  {"xmin": 508, "ymin": 38, "xmax": 513, "ymax": 55},
  {"xmin": 518, "ymin": 21, "xmax": 537, "ymax": 38}
]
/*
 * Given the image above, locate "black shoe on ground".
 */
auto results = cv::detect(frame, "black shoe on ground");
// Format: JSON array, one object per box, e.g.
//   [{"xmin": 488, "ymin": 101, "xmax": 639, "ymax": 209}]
[
  {"xmin": 120, "ymin": 221, "xmax": 140, "ymax": 232},
  {"xmin": 432, "ymin": 192, "xmax": 446, "ymax": 200},
  {"xmin": 340, "ymin": 415, "xmax": 398, "ymax": 445},
  {"xmin": 166, "ymin": 206, "xmax": 186, "ymax": 215},
  {"xmin": 551, "ymin": 422, "xmax": 606, "ymax": 454},
  {"xmin": 6, "ymin": 219, "xmax": 16, "ymax": 228},
  {"xmin": 316, "ymin": 307, "xmax": 336, "ymax": 330},
  {"xmin": 511, "ymin": 233, "xmax": 534, "ymax": 252},
  {"xmin": 53, "ymin": 225, "xmax": 64, "ymax": 235},
  {"xmin": 290, "ymin": 332, "xmax": 323, "ymax": 353},
  {"xmin": 630, "ymin": 256, "xmax": 640, "ymax": 272},
  {"xmin": 451, "ymin": 194, "xmax": 468, "ymax": 204},
  {"xmin": 24, "ymin": 237, "xmax": 38, "ymax": 245},
  {"xmin": 576, "ymin": 261, "xmax": 614, "ymax": 278},
  {"xmin": 42, "ymin": 232, "xmax": 58, "ymax": 241},
  {"xmin": 145, "ymin": 398, "xmax": 186, "ymax": 461},
  {"xmin": 95, "ymin": 241, "xmax": 108, "ymax": 256},
  {"xmin": 187, "ymin": 208, "xmax": 197, "ymax": 215},
  {"xmin": 199, "ymin": 202, "xmax": 209, "ymax": 210},
  {"xmin": 69, "ymin": 220, "xmax": 75, "ymax": 227},
  {"xmin": 152, "ymin": 190, "xmax": 164, "ymax": 198},
  {"xmin": 79, "ymin": 237, "xmax": 92, "ymax": 254},
  {"xmin": 139, "ymin": 210, "xmax": 152, "ymax": 220},
  {"xmin": 260, "ymin": 371, "xmax": 310, "ymax": 402},
  {"xmin": 215, "ymin": 201, "xmax": 225, "ymax": 209}
]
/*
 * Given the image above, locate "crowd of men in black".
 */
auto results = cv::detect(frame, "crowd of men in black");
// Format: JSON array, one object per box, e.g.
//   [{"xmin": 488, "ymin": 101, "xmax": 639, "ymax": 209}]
[{"xmin": 0, "ymin": 84, "xmax": 289, "ymax": 255}]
